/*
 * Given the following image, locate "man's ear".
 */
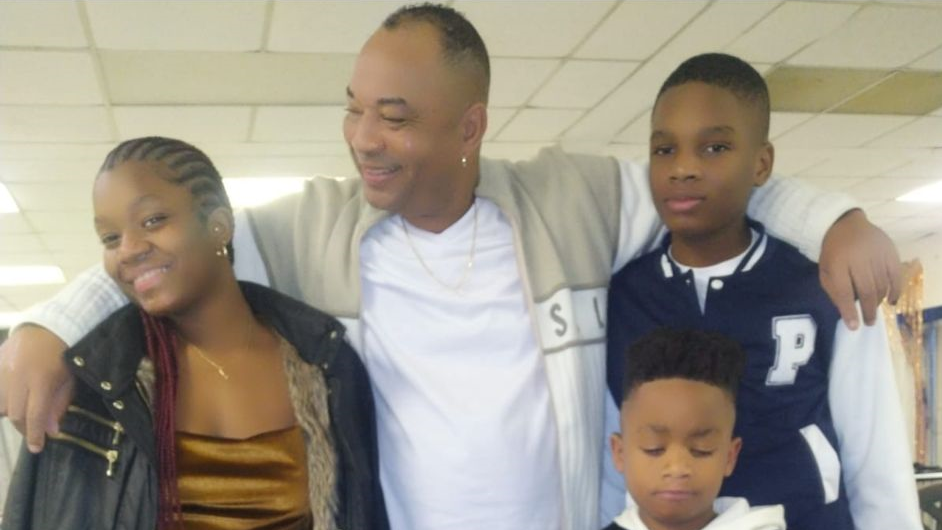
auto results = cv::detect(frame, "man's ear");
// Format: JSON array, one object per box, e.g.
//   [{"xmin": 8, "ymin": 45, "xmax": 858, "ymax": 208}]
[
  {"xmin": 461, "ymin": 102, "xmax": 487, "ymax": 154},
  {"xmin": 724, "ymin": 436, "xmax": 743, "ymax": 477},
  {"xmin": 753, "ymin": 142, "xmax": 774, "ymax": 188}
]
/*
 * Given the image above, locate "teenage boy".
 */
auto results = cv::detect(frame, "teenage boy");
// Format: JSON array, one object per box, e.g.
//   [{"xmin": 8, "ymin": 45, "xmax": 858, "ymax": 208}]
[
  {"xmin": 608, "ymin": 327, "xmax": 785, "ymax": 530},
  {"xmin": 606, "ymin": 53, "xmax": 920, "ymax": 529}
]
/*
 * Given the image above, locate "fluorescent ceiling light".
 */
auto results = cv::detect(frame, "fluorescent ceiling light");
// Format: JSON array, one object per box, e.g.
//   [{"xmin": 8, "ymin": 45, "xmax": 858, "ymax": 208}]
[
  {"xmin": 897, "ymin": 180, "xmax": 942, "ymax": 203},
  {"xmin": 0, "ymin": 266, "xmax": 66, "ymax": 286},
  {"xmin": 0, "ymin": 183, "xmax": 19, "ymax": 213},
  {"xmin": 223, "ymin": 177, "xmax": 307, "ymax": 208},
  {"xmin": 0, "ymin": 312, "xmax": 23, "ymax": 328}
]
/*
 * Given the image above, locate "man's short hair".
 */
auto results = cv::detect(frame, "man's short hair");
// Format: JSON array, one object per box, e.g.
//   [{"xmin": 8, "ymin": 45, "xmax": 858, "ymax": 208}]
[
  {"xmin": 655, "ymin": 52, "xmax": 770, "ymax": 139},
  {"xmin": 383, "ymin": 3, "xmax": 490, "ymax": 103},
  {"xmin": 622, "ymin": 327, "xmax": 747, "ymax": 402}
]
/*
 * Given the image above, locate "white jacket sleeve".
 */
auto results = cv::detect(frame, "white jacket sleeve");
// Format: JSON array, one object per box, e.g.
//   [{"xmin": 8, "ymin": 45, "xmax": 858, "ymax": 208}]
[
  {"xmin": 829, "ymin": 316, "xmax": 921, "ymax": 530},
  {"xmin": 613, "ymin": 161, "xmax": 859, "ymax": 271},
  {"xmin": 16, "ymin": 209, "xmax": 270, "ymax": 347}
]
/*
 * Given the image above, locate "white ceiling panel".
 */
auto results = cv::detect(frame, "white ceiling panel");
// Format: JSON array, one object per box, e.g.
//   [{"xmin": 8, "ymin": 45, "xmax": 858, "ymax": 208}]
[
  {"xmin": 6, "ymin": 182, "xmax": 96, "ymax": 211},
  {"xmin": 456, "ymin": 1, "xmax": 613, "ymax": 58},
  {"xmin": 0, "ymin": 214, "xmax": 32, "ymax": 235},
  {"xmin": 86, "ymin": 1, "xmax": 267, "ymax": 51},
  {"xmin": 867, "ymin": 117, "xmax": 942, "ymax": 149},
  {"xmin": 0, "ymin": 143, "xmax": 115, "ymax": 160},
  {"xmin": 725, "ymin": 1, "xmax": 858, "ymax": 63},
  {"xmin": 0, "ymin": 253, "xmax": 56, "ymax": 267},
  {"xmin": 0, "ymin": 286, "xmax": 70, "ymax": 310},
  {"xmin": 113, "ymin": 106, "xmax": 252, "ymax": 142},
  {"xmin": 481, "ymin": 142, "xmax": 553, "ymax": 161},
  {"xmin": 866, "ymin": 199, "xmax": 941, "ymax": 219},
  {"xmin": 575, "ymin": 1, "xmax": 706, "ymax": 60},
  {"xmin": 101, "ymin": 51, "xmax": 353, "ymax": 105},
  {"xmin": 795, "ymin": 175, "xmax": 867, "ymax": 192},
  {"xmin": 788, "ymin": 4, "xmax": 942, "ymax": 68},
  {"xmin": 199, "ymin": 142, "xmax": 351, "ymax": 158},
  {"xmin": 0, "ymin": 51, "xmax": 102, "ymax": 105},
  {"xmin": 885, "ymin": 156, "xmax": 942, "ymax": 179},
  {"xmin": 912, "ymin": 46, "xmax": 942, "ymax": 70},
  {"xmin": 253, "ymin": 107, "xmax": 346, "ymax": 142},
  {"xmin": 24, "ymin": 211, "xmax": 96, "ymax": 235},
  {"xmin": 497, "ymin": 109, "xmax": 584, "ymax": 142},
  {"xmin": 600, "ymin": 143, "xmax": 649, "ymax": 164},
  {"xmin": 769, "ymin": 112, "xmax": 816, "ymax": 139},
  {"xmin": 530, "ymin": 60, "xmax": 639, "ymax": 109},
  {"xmin": 0, "ymin": 158, "xmax": 103, "ymax": 183},
  {"xmin": 40, "ymin": 233, "xmax": 99, "ymax": 253},
  {"xmin": 614, "ymin": 110, "xmax": 651, "ymax": 144},
  {"xmin": 215, "ymin": 156, "xmax": 355, "ymax": 179},
  {"xmin": 0, "ymin": 1, "xmax": 86, "ymax": 48},
  {"xmin": 268, "ymin": 1, "xmax": 411, "ymax": 53},
  {"xmin": 844, "ymin": 176, "xmax": 937, "ymax": 201},
  {"xmin": 773, "ymin": 148, "xmax": 832, "ymax": 175},
  {"xmin": 484, "ymin": 108, "xmax": 518, "ymax": 141},
  {"xmin": 489, "ymin": 58, "xmax": 560, "ymax": 107},
  {"xmin": 799, "ymin": 149, "xmax": 919, "ymax": 178},
  {"xmin": 0, "ymin": 234, "xmax": 45, "ymax": 254},
  {"xmin": 0, "ymin": 106, "xmax": 112, "ymax": 143},
  {"xmin": 774, "ymin": 114, "xmax": 915, "ymax": 148}
]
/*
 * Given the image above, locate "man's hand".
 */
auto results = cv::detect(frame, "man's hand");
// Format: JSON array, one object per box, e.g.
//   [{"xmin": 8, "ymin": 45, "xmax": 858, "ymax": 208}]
[
  {"xmin": 0, "ymin": 324, "xmax": 74, "ymax": 453},
  {"xmin": 819, "ymin": 209, "xmax": 902, "ymax": 330}
]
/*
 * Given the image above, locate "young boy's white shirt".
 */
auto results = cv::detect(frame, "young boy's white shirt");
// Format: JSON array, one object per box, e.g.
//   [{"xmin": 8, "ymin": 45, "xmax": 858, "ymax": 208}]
[{"xmin": 611, "ymin": 497, "xmax": 785, "ymax": 530}]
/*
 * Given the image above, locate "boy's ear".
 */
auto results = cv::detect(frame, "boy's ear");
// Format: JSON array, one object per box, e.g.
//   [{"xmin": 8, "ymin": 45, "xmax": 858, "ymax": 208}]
[
  {"xmin": 610, "ymin": 433, "xmax": 626, "ymax": 475},
  {"xmin": 724, "ymin": 436, "xmax": 743, "ymax": 477},
  {"xmin": 752, "ymin": 141, "xmax": 774, "ymax": 188}
]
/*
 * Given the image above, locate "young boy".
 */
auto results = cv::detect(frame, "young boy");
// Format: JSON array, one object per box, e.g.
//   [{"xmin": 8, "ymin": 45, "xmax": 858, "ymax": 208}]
[
  {"xmin": 608, "ymin": 327, "xmax": 786, "ymax": 530},
  {"xmin": 606, "ymin": 53, "xmax": 920, "ymax": 530}
]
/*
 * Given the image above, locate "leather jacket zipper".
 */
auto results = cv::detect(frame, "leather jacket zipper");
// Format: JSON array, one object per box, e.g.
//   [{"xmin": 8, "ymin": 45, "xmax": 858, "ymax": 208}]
[
  {"xmin": 65, "ymin": 404, "xmax": 125, "ymax": 445},
  {"xmin": 48, "ymin": 431, "xmax": 119, "ymax": 477}
]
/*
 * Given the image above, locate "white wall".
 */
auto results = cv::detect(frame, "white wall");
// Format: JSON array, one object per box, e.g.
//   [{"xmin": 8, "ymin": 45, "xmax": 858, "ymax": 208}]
[{"xmin": 899, "ymin": 232, "xmax": 942, "ymax": 309}]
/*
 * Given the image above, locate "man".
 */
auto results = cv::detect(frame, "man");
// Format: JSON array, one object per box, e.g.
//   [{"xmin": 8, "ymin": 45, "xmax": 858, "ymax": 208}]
[{"xmin": 0, "ymin": 5, "xmax": 900, "ymax": 530}]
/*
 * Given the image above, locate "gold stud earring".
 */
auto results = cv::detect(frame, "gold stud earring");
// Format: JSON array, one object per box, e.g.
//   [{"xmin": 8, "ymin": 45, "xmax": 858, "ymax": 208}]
[
  {"xmin": 461, "ymin": 155, "xmax": 468, "ymax": 168},
  {"xmin": 216, "ymin": 245, "xmax": 229, "ymax": 258}
]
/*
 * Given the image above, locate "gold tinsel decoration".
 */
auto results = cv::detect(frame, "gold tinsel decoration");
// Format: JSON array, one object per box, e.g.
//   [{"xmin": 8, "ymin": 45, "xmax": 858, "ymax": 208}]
[{"xmin": 892, "ymin": 260, "xmax": 925, "ymax": 463}]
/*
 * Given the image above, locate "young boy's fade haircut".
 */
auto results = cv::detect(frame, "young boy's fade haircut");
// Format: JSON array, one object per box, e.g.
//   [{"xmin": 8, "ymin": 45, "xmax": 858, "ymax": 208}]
[
  {"xmin": 622, "ymin": 327, "xmax": 747, "ymax": 403},
  {"xmin": 655, "ymin": 52, "xmax": 771, "ymax": 140}
]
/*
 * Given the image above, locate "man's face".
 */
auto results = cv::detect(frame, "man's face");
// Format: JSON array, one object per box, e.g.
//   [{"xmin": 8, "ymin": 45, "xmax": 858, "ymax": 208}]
[
  {"xmin": 344, "ymin": 23, "xmax": 471, "ymax": 220},
  {"xmin": 648, "ymin": 82, "xmax": 772, "ymax": 243},
  {"xmin": 611, "ymin": 378, "xmax": 741, "ymax": 530}
]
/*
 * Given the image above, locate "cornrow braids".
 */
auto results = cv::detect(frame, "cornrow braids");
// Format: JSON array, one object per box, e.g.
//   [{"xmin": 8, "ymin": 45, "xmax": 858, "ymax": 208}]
[
  {"xmin": 99, "ymin": 137, "xmax": 234, "ymax": 261},
  {"xmin": 622, "ymin": 327, "xmax": 747, "ymax": 402},
  {"xmin": 140, "ymin": 310, "xmax": 182, "ymax": 530}
]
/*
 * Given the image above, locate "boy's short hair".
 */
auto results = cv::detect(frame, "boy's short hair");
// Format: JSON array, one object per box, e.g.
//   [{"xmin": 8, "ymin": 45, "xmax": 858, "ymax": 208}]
[
  {"xmin": 622, "ymin": 327, "xmax": 747, "ymax": 402},
  {"xmin": 655, "ymin": 52, "xmax": 770, "ymax": 139}
]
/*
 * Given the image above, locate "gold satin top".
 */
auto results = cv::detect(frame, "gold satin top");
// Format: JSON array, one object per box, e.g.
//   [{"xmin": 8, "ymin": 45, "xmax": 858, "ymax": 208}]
[{"xmin": 175, "ymin": 425, "xmax": 312, "ymax": 530}]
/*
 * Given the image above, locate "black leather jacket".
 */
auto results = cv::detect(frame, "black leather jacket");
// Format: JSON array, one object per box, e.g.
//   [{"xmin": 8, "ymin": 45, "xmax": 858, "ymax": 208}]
[{"xmin": 2, "ymin": 282, "xmax": 388, "ymax": 530}]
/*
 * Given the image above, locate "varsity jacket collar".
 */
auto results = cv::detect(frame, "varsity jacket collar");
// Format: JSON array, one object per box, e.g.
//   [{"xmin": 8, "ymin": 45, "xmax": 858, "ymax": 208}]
[
  {"xmin": 657, "ymin": 219, "xmax": 770, "ymax": 281},
  {"xmin": 64, "ymin": 281, "xmax": 347, "ymax": 402}
]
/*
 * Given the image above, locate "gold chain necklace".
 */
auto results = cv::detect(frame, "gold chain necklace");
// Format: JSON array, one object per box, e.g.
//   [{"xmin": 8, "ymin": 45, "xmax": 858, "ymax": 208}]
[
  {"xmin": 188, "ymin": 345, "xmax": 230, "ymax": 381},
  {"xmin": 400, "ymin": 201, "xmax": 478, "ymax": 293}
]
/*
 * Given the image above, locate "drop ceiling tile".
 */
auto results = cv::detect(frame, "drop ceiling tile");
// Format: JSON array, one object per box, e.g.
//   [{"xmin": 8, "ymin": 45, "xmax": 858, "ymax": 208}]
[
  {"xmin": 866, "ymin": 199, "xmax": 940, "ymax": 219},
  {"xmin": 481, "ymin": 142, "xmax": 554, "ymax": 162},
  {"xmin": 0, "ymin": 1, "xmax": 86, "ymax": 47},
  {"xmin": 788, "ymin": 4, "xmax": 942, "ymax": 68},
  {"xmin": 885, "ymin": 155, "xmax": 942, "ymax": 178},
  {"xmin": 799, "ymin": 149, "xmax": 918, "ymax": 178},
  {"xmin": 200, "ymin": 142, "xmax": 351, "ymax": 158},
  {"xmin": 774, "ymin": 114, "xmax": 914, "ymax": 148},
  {"xmin": 0, "ymin": 158, "xmax": 102, "ymax": 183},
  {"xmin": 725, "ymin": 1, "xmax": 858, "ymax": 63},
  {"xmin": 0, "ymin": 253, "xmax": 56, "ymax": 266},
  {"xmin": 531, "ymin": 60, "xmax": 639, "ymax": 109},
  {"xmin": 0, "ymin": 234, "xmax": 45, "ymax": 254},
  {"xmin": 6, "ymin": 182, "xmax": 94, "ymax": 211},
  {"xmin": 0, "ymin": 106, "xmax": 112, "ymax": 143},
  {"xmin": 0, "ymin": 143, "xmax": 115, "ymax": 160},
  {"xmin": 868, "ymin": 117, "xmax": 942, "ymax": 149},
  {"xmin": 215, "ymin": 156, "xmax": 355, "ymax": 179},
  {"xmin": 253, "ymin": 107, "xmax": 346, "ymax": 142},
  {"xmin": 0, "ymin": 214, "xmax": 32, "ymax": 235},
  {"xmin": 600, "ymin": 143, "xmax": 649, "ymax": 164},
  {"xmin": 773, "ymin": 148, "xmax": 832, "ymax": 175},
  {"xmin": 575, "ymin": 1, "xmax": 706, "ymax": 60},
  {"xmin": 835, "ymin": 71, "xmax": 942, "ymax": 115},
  {"xmin": 844, "ymin": 176, "xmax": 936, "ymax": 201},
  {"xmin": 764, "ymin": 66, "xmax": 891, "ymax": 113},
  {"xmin": 795, "ymin": 175, "xmax": 866, "ymax": 192},
  {"xmin": 0, "ymin": 286, "xmax": 70, "ymax": 309},
  {"xmin": 268, "ymin": 1, "xmax": 411, "ymax": 53},
  {"xmin": 113, "ymin": 106, "xmax": 252, "ymax": 142},
  {"xmin": 769, "ymin": 112, "xmax": 816, "ymax": 139},
  {"xmin": 0, "ymin": 51, "xmax": 102, "ymax": 106},
  {"xmin": 614, "ymin": 110, "xmax": 651, "ymax": 144},
  {"xmin": 456, "ymin": 1, "xmax": 613, "ymax": 58},
  {"xmin": 87, "ymin": 1, "xmax": 267, "ymax": 51},
  {"xmin": 497, "ymin": 109, "xmax": 584, "ymax": 142},
  {"xmin": 101, "ymin": 51, "xmax": 354, "ymax": 105},
  {"xmin": 490, "ymin": 59, "xmax": 560, "ymax": 107},
  {"xmin": 912, "ymin": 46, "xmax": 942, "ymax": 70},
  {"xmin": 24, "ymin": 211, "xmax": 95, "ymax": 235},
  {"xmin": 484, "ymin": 108, "xmax": 518, "ymax": 141},
  {"xmin": 40, "ymin": 233, "xmax": 99, "ymax": 253}
]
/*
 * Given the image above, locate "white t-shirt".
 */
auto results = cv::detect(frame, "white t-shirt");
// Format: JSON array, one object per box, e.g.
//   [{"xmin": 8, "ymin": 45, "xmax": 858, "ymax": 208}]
[{"xmin": 358, "ymin": 198, "xmax": 561, "ymax": 530}]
